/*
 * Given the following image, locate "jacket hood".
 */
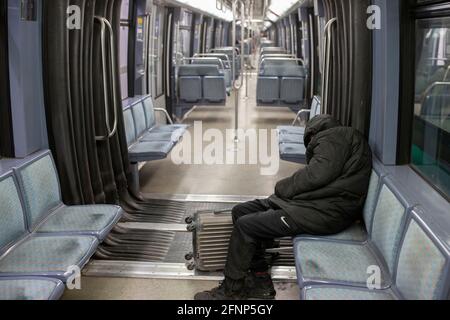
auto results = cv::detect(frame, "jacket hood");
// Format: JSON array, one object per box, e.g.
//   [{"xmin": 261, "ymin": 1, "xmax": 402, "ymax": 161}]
[{"xmin": 304, "ymin": 115, "xmax": 342, "ymax": 147}]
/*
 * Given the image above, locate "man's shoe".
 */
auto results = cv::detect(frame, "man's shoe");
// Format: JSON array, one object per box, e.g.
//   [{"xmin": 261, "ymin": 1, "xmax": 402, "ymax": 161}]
[
  {"xmin": 245, "ymin": 272, "xmax": 276, "ymax": 300},
  {"xmin": 194, "ymin": 278, "xmax": 247, "ymax": 300}
]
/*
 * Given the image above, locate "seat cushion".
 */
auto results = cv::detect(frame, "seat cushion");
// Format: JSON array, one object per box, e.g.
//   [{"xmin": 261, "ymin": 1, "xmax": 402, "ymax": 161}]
[
  {"xmin": 295, "ymin": 239, "xmax": 391, "ymax": 288},
  {"xmin": 0, "ymin": 235, "xmax": 98, "ymax": 281},
  {"xmin": 140, "ymin": 131, "xmax": 180, "ymax": 143},
  {"xmin": 0, "ymin": 278, "xmax": 65, "ymax": 300},
  {"xmin": 150, "ymin": 124, "xmax": 189, "ymax": 133},
  {"xmin": 279, "ymin": 143, "xmax": 307, "ymax": 164},
  {"xmin": 279, "ymin": 133, "xmax": 304, "ymax": 144},
  {"xmin": 277, "ymin": 126, "xmax": 305, "ymax": 136},
  {"xmin": 302, "ymin": 286, "xmax": 396, "ymax": 300},
  {"xmin": 128, "ymin": 141, "xmax": 175, "ymax": 163},
  {"xmin": 296, "ymin": 222, "xmax": 368, "ymax": 243},
  {"xmin": 148, "ymin": 125, "xmax": 188, "ymax": 142},
  {"xmin": 36, "ymin": 205, "xmax": 123, "ymax": 240}
]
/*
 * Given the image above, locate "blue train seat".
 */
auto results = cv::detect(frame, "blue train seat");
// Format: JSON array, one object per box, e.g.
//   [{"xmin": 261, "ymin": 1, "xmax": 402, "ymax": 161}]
[
  {"xmin": 277, "ymin": 96, "xmax": 321, "ymax": 164},
  {"xmin": 301, "ymin": 208, "xmax": 450, "ymax": 300},
  {"xmin": 294, "ymin": 176, "xmax": 413, "ymax": 290},
  {"xmin": 178, "ymin": 65, "xmax": 227, "ymax": 104},
  {"xmin": 257, "ymin": 64, "xmax": 306, "ymax": 106},
  {"xmin": 0, "ymin": 277, "xmax": 65, "ymax": 300},
  {"xmin": 0, "ymin": 170, "xmax": 98, "ymax": 282},
  {"xmin": 13, "ymin": 152, "xmax": 123, "ymax": 241}
]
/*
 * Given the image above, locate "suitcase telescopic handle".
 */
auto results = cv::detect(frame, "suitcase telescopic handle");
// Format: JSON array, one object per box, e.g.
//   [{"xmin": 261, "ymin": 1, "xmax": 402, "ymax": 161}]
[{"xmin": 213, "ymin": 209, "xmax": 233, "ymax": 215}]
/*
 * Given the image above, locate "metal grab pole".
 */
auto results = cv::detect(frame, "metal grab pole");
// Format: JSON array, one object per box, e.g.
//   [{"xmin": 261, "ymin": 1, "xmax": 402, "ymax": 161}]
[
  {"xmin": 232, "ymin": 0, "xmax": 246, "ymax": 143},
  {"xmin": 321, "ymin": 18, "xmax": 337, "ymax": 115}
]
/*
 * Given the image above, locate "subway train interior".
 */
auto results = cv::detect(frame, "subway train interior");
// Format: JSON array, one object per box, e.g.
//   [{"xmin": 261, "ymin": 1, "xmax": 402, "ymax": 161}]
[{"xmin": 0, "ymin": 0, "xmax": 449, "ymax": 302}]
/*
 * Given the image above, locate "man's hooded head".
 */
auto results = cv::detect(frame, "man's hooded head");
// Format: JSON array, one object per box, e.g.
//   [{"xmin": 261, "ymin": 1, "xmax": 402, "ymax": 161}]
[{"xmin": 304, "ymin": 115, "xmax": 342, "ymax": 148}]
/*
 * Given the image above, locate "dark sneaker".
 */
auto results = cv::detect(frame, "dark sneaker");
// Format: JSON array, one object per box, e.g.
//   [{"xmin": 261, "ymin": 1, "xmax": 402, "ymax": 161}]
[
  {"xmin": 245, "ymin": 272, "xmax": 276, "ymax": 300},
  {"xmin": 194, "ymin": 278, "xmax": 247, "ymax": 300}
]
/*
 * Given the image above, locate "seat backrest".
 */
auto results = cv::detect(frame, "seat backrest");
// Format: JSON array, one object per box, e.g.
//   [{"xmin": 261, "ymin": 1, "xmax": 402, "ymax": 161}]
[
  {"xmin": 14, "ymin": 152, "xmax": 62, "ymax": 229},
  {"xmin": 123, "ymin": 107, "xmax": 136, "ymax": 146},
  {"xmin": 395, "ymin": 210, "xmax": 450, "ymax": 300},
  {"xmin": 191, "ymin": 58, "xmax": 224, "ymax": 70},
  {"xmin": 362, "ymin": 169, "xmax": 381, "ymax": 233},
  {"xmin": 261, "ymin": 65, "xmax": 305, "ymax": 78},
  {"xmin": 178, "ymin": 65, "xmax": 221, "ymax": 77},
  {"xmin": 370, "ymin": 178, "xmax": 410, "ymax": 274},
  {"xmin": 131, "ymin": 102, "xmax": 148, "ymax": 138},
  {"xmin": 0, "ymin": 172, "xmax": 27, "ymax": 253},
  {"xmin": 142, "ymin": 96, "xmax": 156, "ymax": 129},
  {"xmin": 420, "ymin": 94, "xmax": 450, "ymax": 118}
]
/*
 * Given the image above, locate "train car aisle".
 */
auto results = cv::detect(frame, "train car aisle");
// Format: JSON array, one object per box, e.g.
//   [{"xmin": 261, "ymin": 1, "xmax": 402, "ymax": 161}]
[
  {"xmin": 62, "ymin": 72, "xmax": 302, "ymax": 301},
  {"xmin": 139, "ymin": 73, "xmax": 301, "ymax": 197}
]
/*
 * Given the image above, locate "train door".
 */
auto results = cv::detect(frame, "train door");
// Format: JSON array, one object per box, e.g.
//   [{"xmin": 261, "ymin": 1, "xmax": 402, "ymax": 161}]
[
  {"xmin": 148, "ymin": 4, "xmax": 165, "ymax": 108},
  {"xmin": 164, "ymin": 7, "xmax": 175, "ymax": 117},
  {"xmin": 192, "ymin": 14, "xmax": 203, "ymax": 55}
]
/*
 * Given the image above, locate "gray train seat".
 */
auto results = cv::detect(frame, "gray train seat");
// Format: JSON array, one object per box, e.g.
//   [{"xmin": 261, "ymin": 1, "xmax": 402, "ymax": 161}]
[
  {"xmin": 277, "ymin": 96, "xmax": 321, "ymax": 141},
  {"xmin": 277, "ymin": 96, "xmax": 321, "ymax": 164},
  {"xmin": 295, "ymin": 160, "xmax": 386, "ymax": 244},
  {"xmin": 123, "ymin": 96, "xmax": 188, "ymax": 163},
  {"xmin": 191, "ymin": 57, "xmax": 232, "ymax": 91},
  {"xmin": 13, "ymin": 151, "xmax": 123, "ymax": 241},
  {"xmin": 300, "ymin": 207, "xmax": 450, "ymax": 300},
  {"xmin": 295, "ymin": 177, "xmax": 413, "ymax": 291},
  {"xmin": 178, "ymin": 65, "xmax": 226, "ymax": 104},
  {"xmin": 0, "ymin": 170, "xmax": 98, "ymax": 282},
  {"xmin": 0, "ymin": 277, "xmax": 65, "ymax": 300},
  {"xmin": 257, "ymin": 64, "xmax": 306, "ymax": 106}
]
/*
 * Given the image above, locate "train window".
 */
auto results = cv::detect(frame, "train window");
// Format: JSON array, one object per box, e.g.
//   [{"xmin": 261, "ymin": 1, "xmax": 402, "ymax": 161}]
[
  {"xmin": 411, "ymin": 17, "xmax": 450, "ymax": 198},
  {"xmin": 119, "ymin": 1, "xmax": 130, "ymax": 100},
  {"xmin": 151, "ymin": 6, "xmax": 165, "ymax": 97},
  {"xmin": 175, "ymin": 10, "xmax": 193, "ymax": 63}
]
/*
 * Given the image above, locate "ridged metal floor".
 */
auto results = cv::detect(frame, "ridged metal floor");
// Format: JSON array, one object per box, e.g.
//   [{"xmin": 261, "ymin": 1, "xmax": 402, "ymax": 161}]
[
  {"xmin": 96, "ymin": 201, "xmax": 236, "ymax": 263},
  {"xmin": 94, "ymin": 200, "xmax": 295, "ymax": 266}
]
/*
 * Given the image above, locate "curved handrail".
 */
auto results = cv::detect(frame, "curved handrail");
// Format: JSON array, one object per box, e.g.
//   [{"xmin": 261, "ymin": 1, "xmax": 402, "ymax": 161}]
[
  {"xmin": 420, "ymin": 81, "xmax": 450, "ymax": 104},
  {"xmin": 321, "ymin": 17, "xmax": 337, "ymax": 115},
  {"xmin": 94, "ymin": 17, "xmax": 118, "ymax": 140},
  {"xmin": 193, "ymin": 53, "xmax": 231, "ymax": 69},
  {"xmin": 182, "ymin": 57, "xmax": 226, "ymax": 71},
  {"xmin": 260, "ymin": 57, "xmax": 305, "ymax": 66},
  {"xmin": 103, "ymin": 18, "xmax": 118, "ymax": 139},
  {"xmin": 94, "ymin": 17, "xmax": 111, "ymax": 141}
]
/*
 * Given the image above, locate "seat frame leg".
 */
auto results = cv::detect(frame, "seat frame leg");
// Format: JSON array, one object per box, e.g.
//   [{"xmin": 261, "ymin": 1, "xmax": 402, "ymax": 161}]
[{"xmin": 129, "ymin": 162, "xmax": 140, "ymax": 199}]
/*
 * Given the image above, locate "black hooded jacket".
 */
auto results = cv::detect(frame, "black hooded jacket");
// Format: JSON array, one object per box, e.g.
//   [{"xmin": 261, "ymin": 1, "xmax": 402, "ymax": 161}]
[{"xmin": 269, "ymin": 115, "xmax": 373, "ymax": 235}]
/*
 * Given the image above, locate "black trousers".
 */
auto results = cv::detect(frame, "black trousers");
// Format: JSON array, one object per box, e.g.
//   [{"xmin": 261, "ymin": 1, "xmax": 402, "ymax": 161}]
[{"xmin": 224, "ymin": 199, "xmax": 305, "ymax": 280}]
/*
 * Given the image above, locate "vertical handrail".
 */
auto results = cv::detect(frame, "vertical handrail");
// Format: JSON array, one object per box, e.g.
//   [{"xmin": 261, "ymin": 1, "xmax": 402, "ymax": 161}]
[
  {"xmin": 232, "ymin": 0, "xmax": 246, "ymax": 142},
  {"xmin": 309, "ymin": 14, "xmax": 315, "ymax": 99},
  {"xmin": 103, "ymin": 18, "xmax": 118, "ymax": 138},
  {"xmin": 94, "ymin": 16, "xmax": 118, "ymax": 141},
  {"xmin": 94, "ymin": 17, "xmax": 111, "ymax": 141},
  {"xmin": 321, "ymin": 17, "xmax": 337, "ymax": 115},
  {"xmin": 166, "ymin": 13, "xmax": 173, "ymax": 99}
]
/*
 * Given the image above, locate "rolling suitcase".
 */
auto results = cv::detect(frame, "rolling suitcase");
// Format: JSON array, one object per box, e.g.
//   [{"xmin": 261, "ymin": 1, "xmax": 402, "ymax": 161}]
[
  {"xmin": 185, "ymin": 209, "xmax": 234, "ymax": 272},
  {"xmin": 184, "ymin": 209, "xmax": 295, "ymax": 272}
]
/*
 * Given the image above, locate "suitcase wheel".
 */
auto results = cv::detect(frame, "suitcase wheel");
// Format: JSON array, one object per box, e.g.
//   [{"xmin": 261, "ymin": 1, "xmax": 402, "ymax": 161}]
[
  {"xmin": 186, "ymin": 261, "xmax": 196, "ymax": 271},
  {"xmin": 187, "ymin": 223, "xmax": 196, "ymax": 232},
  {"xmin": 185, "ymin": 252, "xmax": 194, "ymax": 261},
  {"xmin": 185, "ymin": 216, "xmax": 194, "ymax": 224}
]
